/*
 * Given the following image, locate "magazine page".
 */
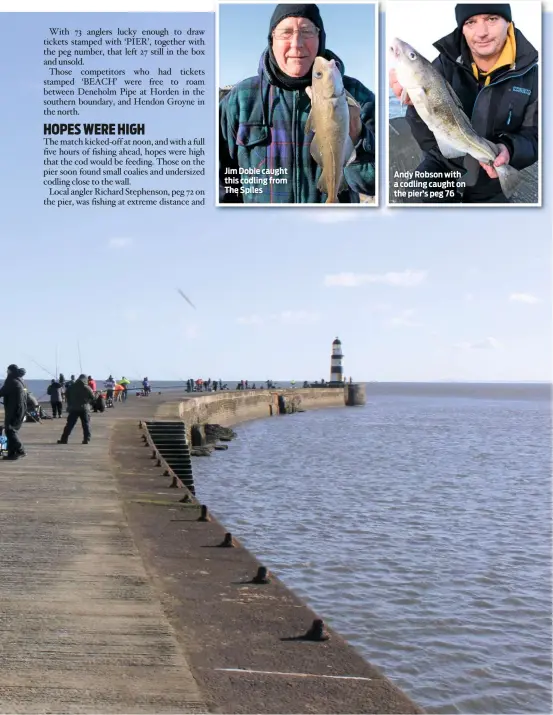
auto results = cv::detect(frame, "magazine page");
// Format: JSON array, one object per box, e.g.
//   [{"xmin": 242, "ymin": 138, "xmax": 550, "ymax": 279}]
[{"xmin": 0, "ymin": 1, "xmax": 550, "ymax": 715}]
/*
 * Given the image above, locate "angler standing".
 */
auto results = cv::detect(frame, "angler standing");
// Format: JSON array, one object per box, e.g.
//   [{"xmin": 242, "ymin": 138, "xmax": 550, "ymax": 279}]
[
  {"xmin": 57, "ymin": 374, "xmax": 95, "ymax": 444},
  {"xmin": 0, "ymin": 364, "xmax": 28, "ymax": 460},
  {"xmin": 219, "ymin": 3, "xmax": 376, "ymax": 203},
  {"xmin": 389, "ymin": 3, "xmax": 538, "ymax": 203}
]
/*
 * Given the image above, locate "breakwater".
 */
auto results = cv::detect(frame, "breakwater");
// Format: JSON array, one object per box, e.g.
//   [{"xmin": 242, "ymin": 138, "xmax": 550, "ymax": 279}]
[{"xmin": 170, "ymin": 387, "xmax": 348, "ymax": 438}]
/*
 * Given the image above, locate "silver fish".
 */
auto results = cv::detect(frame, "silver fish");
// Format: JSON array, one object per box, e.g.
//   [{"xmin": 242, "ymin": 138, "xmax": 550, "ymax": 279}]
[
  {"xmin": 390, "ymin": 37, "xmax": 521, "ymax": 198},
  {"xmin": 306, "ymin": 57, "xmax": 360, "ymax": 203}
]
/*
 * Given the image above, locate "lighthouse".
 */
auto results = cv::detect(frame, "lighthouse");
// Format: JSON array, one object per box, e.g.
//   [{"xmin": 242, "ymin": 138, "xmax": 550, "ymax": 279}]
[{"xmin": 330, "ymin": 337, "xmax": 344, "ymax": 383}]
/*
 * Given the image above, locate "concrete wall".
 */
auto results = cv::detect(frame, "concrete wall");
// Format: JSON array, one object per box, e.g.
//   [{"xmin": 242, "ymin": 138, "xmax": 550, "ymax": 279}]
[{"xmin": 177, "ymin": 388, "xmax": 344, "ymax": 436}]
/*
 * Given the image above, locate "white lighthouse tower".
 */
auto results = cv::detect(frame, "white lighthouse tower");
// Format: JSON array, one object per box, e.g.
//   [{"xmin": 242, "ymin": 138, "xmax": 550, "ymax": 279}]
[{"xmin": 330, "ymin": 337, "xmax": 344, "ymax": 383}]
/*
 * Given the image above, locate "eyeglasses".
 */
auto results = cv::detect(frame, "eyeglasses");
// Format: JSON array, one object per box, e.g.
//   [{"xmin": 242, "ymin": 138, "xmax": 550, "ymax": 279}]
[{"xmin": 273, "ymin": 27, "xmax": 319, "ymax": 41}]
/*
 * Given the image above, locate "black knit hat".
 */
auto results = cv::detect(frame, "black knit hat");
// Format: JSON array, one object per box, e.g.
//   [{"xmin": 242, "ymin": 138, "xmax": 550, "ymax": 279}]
[
  {"xmin": 268, "ymin": 3, "xmax": 326, "ymax": 53},
  {"xmin": 455, "ymin": 4, "xmax": 512, "ymax": 27}
]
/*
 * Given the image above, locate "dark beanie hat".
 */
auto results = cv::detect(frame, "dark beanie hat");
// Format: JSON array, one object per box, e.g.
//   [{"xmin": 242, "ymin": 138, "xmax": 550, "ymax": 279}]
[
  {"xmin": 268, "ymin": 4, "xmax": 326, "ymax": 52},
  {"xmin": 455, "ymin": 4, "xmax": 512, "ymax": 27}
]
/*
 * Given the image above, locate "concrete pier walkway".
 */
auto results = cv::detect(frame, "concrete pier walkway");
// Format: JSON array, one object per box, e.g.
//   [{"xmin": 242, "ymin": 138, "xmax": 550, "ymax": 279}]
[
  {"xmin": 1, "ymin": 392, "xmax": 424, "ymax": 714},
  {"xmin": 0, "ymin": 395, "xmax": 206, "ymax": 713}
]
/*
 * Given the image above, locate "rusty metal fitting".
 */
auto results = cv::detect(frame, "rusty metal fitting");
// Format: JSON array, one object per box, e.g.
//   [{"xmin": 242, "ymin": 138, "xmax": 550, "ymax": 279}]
[
  {"xmin": 251, "ymin": 566, "xmax": 270, "ymax": 584},
  {"xmin": 218, "ymin": 532, "xmax": 234, "ymax": 548},
  {"xmin": 303, "ymin": 619, "xmax": 328, "ymax": 641},
  {"xmin": 198, "ymin": 505, "xmax": 210, "ymax": 522}
]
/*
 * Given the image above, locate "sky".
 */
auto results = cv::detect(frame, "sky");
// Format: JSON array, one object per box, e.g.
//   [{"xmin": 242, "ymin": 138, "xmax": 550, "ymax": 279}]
[
  {"xmin": 218, "ymin": 2, "xmax": 376, "ymax": 90},
  {"xmin": 386, "ymin": 0, "xmax": 542, "ymax": 62},
  {"xmin": 1, "ymin": 5, "xmax": 551, "ymax": 384}
]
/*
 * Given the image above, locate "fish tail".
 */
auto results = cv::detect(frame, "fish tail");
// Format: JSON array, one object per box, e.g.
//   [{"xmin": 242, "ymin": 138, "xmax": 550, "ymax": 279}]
[{"xmin": 496, "ymin": 163, "xmax": 521, "ymax": 200}]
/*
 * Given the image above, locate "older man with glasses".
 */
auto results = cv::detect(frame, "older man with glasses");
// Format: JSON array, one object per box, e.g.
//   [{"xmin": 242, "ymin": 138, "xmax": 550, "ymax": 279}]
[{"xmin": 219, "ymin": 3, "xmax": 376, "ymax": 204}]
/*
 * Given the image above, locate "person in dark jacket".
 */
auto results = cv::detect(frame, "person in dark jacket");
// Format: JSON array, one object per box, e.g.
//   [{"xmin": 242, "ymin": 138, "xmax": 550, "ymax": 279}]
[
  {"xmin": 58, "ymin": 374, "xmax": 95, "ymax": 444},
  {"xmin": 0, "ymin": 364, "xmax": 28, "ymax": 460},
  {"xmin": 390, "ymin": 3, "xmax": 538, "ymax": 203},
  {"xmin": 47, "ymin": 378, "xmax": 64, "ymax": 418},
  {"xmin": 220, "ymin": 3, "xmax": 376, "ymax": 204}
]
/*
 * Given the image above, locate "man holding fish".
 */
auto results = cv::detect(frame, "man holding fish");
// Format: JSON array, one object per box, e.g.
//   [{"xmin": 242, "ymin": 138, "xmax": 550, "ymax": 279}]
[
  {"xmin": 219, "ymin": 3, "xmax": 376, "ymax": 204},
  {"xmin": 389, "ymin": 3, "xmax": 538, "ymax": 203}
]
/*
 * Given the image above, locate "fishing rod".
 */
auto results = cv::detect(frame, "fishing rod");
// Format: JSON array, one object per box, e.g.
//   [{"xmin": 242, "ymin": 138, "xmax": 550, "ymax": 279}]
[
  {"xmin": 77, "ymin": 341, "xmax": 83, "ymax": 374},
  {"xmin": 22, "ymin": 353, "xmax": 56, "ymax": 379}
]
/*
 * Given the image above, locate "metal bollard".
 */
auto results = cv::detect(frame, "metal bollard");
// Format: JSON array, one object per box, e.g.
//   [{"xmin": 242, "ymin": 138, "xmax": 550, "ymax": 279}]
[
  {"xmin": 251, "ymin": 566, "xmax": 270, "ymax": 584},
  {"xmin": 198, "ymin": 505, "xmax": 210, "ymax": 522}
]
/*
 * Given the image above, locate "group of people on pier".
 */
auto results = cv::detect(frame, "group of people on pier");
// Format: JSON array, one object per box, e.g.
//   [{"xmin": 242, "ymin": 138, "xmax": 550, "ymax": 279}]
[{"xmin": 0, "ymin": 365, "xmax": 147, "ymax": 461}]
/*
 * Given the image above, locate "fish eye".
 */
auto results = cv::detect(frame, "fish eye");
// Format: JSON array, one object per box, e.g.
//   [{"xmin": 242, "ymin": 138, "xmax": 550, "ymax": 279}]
[
  {"xmin": 314, "ymin": 71, "xmax": 322, "ymax": 79},
  {"xmin": 408, "ymin": 51, "xmax": 417, "ymax": 60}
]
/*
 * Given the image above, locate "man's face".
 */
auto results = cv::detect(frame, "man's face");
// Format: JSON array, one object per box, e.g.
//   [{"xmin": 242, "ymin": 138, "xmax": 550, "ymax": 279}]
[
  {"xmin": 272, "ymin": 16, "xmax": 320, "ymax": 78},
  {"xmin": 462, "ymin": 14, "xmax": 509, "ymax": 61}
]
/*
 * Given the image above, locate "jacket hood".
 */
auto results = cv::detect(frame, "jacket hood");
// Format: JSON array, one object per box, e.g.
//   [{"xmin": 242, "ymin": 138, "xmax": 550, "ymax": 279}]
[
  {"xmin": 258, "ymin": 48, "xmax": 345, "ymax": 84},
  {"xmin": 433, "ymin": 24, "xmax": 538, "ymax": 73}
]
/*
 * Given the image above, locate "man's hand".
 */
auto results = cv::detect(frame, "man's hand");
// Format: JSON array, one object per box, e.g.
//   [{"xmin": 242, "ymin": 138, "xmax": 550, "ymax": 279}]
[
  {"xmin": 348, "ymin": 102, "xmax": 362, "ymax": 144},
  {"xmin": 389, "ymin": 68, "xmax": 412, "ymax": 106},
  {"xmin": 480, "ymin": 143, "xmax": 510, "ymax": 179}
]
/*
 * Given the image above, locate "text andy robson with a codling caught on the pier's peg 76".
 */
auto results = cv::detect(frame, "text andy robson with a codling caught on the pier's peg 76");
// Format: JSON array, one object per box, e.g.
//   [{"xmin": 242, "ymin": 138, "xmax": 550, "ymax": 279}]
[
  {"xmin": 387, "ymin": 1, "xmax": 540, "ymax": 206},
  {"xmin": 218, "ymin": 2, "xmax": 377, "ymax": 206}
]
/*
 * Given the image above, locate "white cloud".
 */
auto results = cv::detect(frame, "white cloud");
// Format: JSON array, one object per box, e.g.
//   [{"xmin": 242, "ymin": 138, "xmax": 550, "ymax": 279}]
[
  {"xmin": 277, "ymin": 310, "xmax": 321, "ymax": 325},
  {"xmin": 324, "ymin": 269, "xmax": 427, "ymax": 288},
  {"xmin": 389, "ymin": 309, "xmax": 423, "ymax": 328},
  {"xmin": 368, "ymin": 302, "xmax": 392, "ymax": 313},
  {"xmin": 454, "ymin": 337, "xmax": 503, "ymax": 350},
  {"xmin": 237, "ymin": 310, "xmax": 321, "ymax": 326},
  {"xmin": 464, "ymin": 293, "xmax": 474, "ymax": 302},
  {"xmin": 108, "ymin": 237, "xmax": 133, "ymax": 249},
  {"xmin": 236, "ymin": 314, "xmax": 264, "ymax": 325},
  {"xmin": 509, "ymin": 293, "xmax": 541, "ymax": 305}
]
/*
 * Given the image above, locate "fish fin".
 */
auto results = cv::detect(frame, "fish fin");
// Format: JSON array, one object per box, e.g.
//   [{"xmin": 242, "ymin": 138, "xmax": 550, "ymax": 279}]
[
  {"xmin": 305, "ymin": 86, "xmax": 312, "ymax": 101},
  {"xmin": 400, "ymin": 88, "xmax": 410, "ymax": 106},
  {"xmin": 310, "ymin": 137, "xmax": 324, "ymax": 168},
  {"xmin": 496, "ymin": 163, "xmax": 521, "ymax": 199},
  {"xmin": 305, "ymin": 110, "xmax": 313, "ymax": 135},
  {"xmin": 434, "ymin": 133, "xmax": 466, "ymax": 159},
  {"xmin": 345, "ymin": 91, "xmax": 361, "ymax": 109},
  {"xmin": 344, "ymin": 136, "xmax": 356, "ymax": 166},
  {"xmin": 338, "ymin": 174, "xmax": 349, "ymax": 195},
  {"xmin": 444, "ymin": 80, "xmax": 465, "ymax": 111},
  {"xmin": 463, "ymin": 154, "xmax": 481, "ymax": 187}
]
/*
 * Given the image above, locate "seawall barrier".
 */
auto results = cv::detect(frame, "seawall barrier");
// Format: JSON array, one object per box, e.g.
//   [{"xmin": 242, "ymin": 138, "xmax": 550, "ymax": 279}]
[{"xmin": 174, "ymin": 387, "xmax": 346, "ymax": 439}]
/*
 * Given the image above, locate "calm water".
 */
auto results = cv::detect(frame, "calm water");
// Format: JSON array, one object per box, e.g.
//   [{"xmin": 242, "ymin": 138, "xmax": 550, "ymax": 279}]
[{"xmin": 192, "ymin": 383, "xmax": 552, "ymax": 714}]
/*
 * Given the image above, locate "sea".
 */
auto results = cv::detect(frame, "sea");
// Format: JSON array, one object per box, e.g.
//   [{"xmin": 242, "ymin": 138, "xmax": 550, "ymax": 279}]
[
  {"xmin": 10, "ymin": 379, "xmax": 552, "ymax": 713},
  {"xmin": 389, "ymin": 88, "xmax": 407, "ymax": 120},
  {"xmin": 190, "ymin": 382, "xmax": 552, "ymax": 715}
]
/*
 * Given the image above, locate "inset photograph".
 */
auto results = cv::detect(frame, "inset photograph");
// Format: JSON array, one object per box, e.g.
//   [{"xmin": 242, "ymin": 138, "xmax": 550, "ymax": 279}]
[
  {"xmin": 218, "ymin": 2, "xmax": 377, "ymax": 206},
  {"xmin": 387, "ymin": 1, "xmax": 540, "ymax": 206}
]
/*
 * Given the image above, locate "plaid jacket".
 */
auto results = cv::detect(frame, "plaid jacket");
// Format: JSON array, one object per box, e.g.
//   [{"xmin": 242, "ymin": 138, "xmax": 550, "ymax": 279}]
[{"xmin": 219, "ymin": 54, "xmax": 376, "ymax": 204}]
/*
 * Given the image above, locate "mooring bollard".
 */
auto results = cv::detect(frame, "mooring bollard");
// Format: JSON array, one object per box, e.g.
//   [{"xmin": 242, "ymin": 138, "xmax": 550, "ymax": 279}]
[
  {"xmin": 219, "ymin": 532, "xmax": 234, "ymax": 548},
  {"xmin": 151, "ymin": 450, "xmax": 157, "ymax": 459},
  {"xmin": 179, "ymin": 493, "xmax": 192, "ymax": 504},
  {"xmin": 169, "ymin": 475, "xmax": 183, "ymax": 489},
  {"xmin": 156, "ymin": 459, "xmax": 161, "ymax": 467},
  {"xmin": 251, "ymin": 566, "xmax": 270, "ymax": 584},
  {"xmin": 198, "ymin": 505, "xmax": 210, "ymax": 522},
  {"xmin": 303, "ymin": 619, "xmax": 328, "ymax": 641}
]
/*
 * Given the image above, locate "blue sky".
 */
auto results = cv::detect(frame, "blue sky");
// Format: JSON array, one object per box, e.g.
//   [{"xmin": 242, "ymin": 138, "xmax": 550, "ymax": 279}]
[
  {"xmin": 0, "ymin": 9, "xmax": 550, "ymax": 383},
  {"xmin": 219, "ymin": 2, "xmax": 376, "ymax": 90}
]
